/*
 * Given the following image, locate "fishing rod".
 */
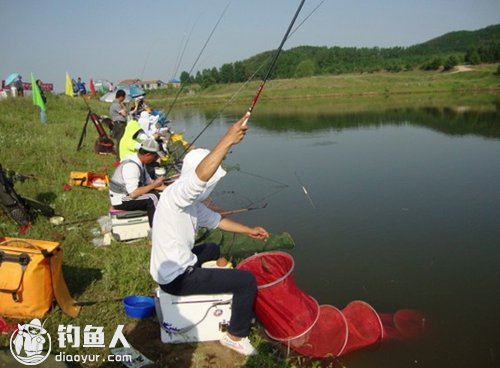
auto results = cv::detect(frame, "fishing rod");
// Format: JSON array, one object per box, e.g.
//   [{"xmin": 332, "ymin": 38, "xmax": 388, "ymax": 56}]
[
  {"xmin": 241, "ymin": 0, "xmax": 306, "ymax": 126},
  {"xmin": 165, "ymin": 0, "xmax": 232, "ymax": 119},
  {"xmin": 220, "ymin": 202, "xmax": 268, "ymax": 216},
  {"xmin": 288, "ymin": 0, "xmax": 326, "ymax": 40},
  {"xmin": 180, "ymin": 63, "xmax": 266, "ymax": 155},
  {"xmin": 181, "ymin": 0, "xmax": 325, "ymax": 154}
]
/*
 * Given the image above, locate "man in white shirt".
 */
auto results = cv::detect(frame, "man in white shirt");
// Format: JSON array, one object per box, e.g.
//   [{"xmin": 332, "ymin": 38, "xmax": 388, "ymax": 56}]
[
  {"xmin": 150, "ymin": 115, "xmax": 268, "ymax": 356},
  {"xmin": 109, "ymin": 139, "xmax": 166, "ymax": 226}
]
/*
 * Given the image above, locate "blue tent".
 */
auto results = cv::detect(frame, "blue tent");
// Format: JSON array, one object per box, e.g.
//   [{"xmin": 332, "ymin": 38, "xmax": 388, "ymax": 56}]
[{"xmin": 115, "ymin": 84, "xmax": 145, "ymax": 98}]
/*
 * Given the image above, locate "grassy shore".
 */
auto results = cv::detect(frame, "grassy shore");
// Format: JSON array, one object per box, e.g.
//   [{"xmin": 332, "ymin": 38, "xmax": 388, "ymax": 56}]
[
  {"xmin": 0, "ymin": 97, "xmax": 319, "ymax": 367},
  {"xmin": 148, "ymin": 64, "xmax": 500, "ymax": 109},
  {"xmin": 0, "ymin": 66, "xmax": 499, "ymax": 367}
]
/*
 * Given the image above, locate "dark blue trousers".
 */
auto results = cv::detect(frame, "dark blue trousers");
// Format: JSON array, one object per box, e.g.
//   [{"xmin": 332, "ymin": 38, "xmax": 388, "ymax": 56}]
[{"xmin": 159, "ymin": 243, "xmax": 257, "ymax": 337}]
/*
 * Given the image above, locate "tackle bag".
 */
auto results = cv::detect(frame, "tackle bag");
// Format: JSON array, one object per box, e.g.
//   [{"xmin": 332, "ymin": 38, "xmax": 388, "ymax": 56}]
[
  {"xmin": 0, "ymin": 237, "xmax": 80, "ymax": 319},
  {"xmin": 69, "ymin": 171, "xmax": 109, "ymax": 190},
  {"xmin": 77, "ymin": 110, "xmax": 115, "ymax": 155},
  {"xmin": 95, "ymin": 136, "xmax": 115, "ymax": 155}
]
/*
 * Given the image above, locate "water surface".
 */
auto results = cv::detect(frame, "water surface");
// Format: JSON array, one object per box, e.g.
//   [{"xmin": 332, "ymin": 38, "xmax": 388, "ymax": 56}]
[{"xmin": 171, "ymin": 103, "xmax": 500, "ymax": 368}]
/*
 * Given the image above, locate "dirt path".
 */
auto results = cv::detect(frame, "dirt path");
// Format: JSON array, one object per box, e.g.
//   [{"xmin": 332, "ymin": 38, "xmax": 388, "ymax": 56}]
[
  {"xmin": 450, "ymin": 65, "xmax": 473, "ymax": 73},
  {"xmin": 124, "ymin": 320, "xmax": 248, "ymax": 367}
]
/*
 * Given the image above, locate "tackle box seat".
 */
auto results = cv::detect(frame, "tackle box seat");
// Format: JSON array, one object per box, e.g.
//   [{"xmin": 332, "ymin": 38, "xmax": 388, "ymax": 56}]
[
  {"xmin": 155, "ymin": 288, "xmax": 232, "ymax": 344},
  {"xmin": 109, "ymin": 207, "xmax": 149, "ymax": 241},
  {"xmin": 109, "ymin": 207, "xmax": 148, "ymax": 219}
]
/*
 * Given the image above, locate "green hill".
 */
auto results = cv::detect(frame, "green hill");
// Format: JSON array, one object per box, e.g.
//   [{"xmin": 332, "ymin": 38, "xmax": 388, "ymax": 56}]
[
  {"xmin": 408, "ymin": 24, "xmax": 500, "ymax": 54},
  {"xmin": 182, "ymin": 24, "xmax": 500, "ymax": 86}
]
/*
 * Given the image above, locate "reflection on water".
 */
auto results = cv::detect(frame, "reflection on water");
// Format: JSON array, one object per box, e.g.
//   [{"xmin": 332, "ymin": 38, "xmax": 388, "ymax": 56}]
[
  {"xmin": 183, "ymin": 103, "xmax": 500, "ymax": 138},
  {"xmin": 171, "ymin": 103, "xmax": 500, "ymax": 368}
]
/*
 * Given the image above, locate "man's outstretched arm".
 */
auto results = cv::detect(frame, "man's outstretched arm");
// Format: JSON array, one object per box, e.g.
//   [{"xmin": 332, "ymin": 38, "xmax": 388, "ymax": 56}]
[{"xmin": 195, "ymin": 115, "xmax": 248, "ymax": 182}]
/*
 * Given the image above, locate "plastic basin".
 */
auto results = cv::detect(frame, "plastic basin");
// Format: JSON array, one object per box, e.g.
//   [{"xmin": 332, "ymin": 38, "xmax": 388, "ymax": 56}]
[{"xmin": 123, "ymin": 295, "xmax": 155, "ymax": 318}]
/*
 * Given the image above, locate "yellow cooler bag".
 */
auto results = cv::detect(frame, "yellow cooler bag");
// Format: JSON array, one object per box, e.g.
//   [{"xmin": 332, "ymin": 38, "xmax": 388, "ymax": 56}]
[{"xmin": 0, "ymin": 237, "xmax": 80, "ymax": 319}]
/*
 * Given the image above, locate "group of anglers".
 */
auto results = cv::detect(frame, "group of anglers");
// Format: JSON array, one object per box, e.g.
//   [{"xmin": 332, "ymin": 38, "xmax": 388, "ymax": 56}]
[{"xmin": 107, "ymin": 89, "xmax": 267, "ymax": 356}]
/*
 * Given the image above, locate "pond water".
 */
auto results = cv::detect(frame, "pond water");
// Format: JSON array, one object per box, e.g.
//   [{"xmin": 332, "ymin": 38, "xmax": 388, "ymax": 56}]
[{"xmin": 170, "ymin": 102, "xmax": 500, "ymax": 368}]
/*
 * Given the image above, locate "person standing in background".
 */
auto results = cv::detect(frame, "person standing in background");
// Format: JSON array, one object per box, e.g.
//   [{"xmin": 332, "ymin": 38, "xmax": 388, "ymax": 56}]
[
  {"xmin": 77, "ymin": 77, "xmax": 87, "ymax": 95},
  {"xmin": 110, "ymin": 89, "xmax": 128, "ymax": 162},
  {"xmin": 13, "ymin": 76, "xmax": 24, "ymax": 97}
]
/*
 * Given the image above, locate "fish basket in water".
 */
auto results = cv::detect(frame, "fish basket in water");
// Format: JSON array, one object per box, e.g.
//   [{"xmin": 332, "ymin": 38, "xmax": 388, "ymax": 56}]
[
  {"xmin": 237, "ymin": 252, "xmax": 320, "ymax": 342},
  {"xmin": 238, "ymin": 252, "xmax": 386, "ymax": 357}
]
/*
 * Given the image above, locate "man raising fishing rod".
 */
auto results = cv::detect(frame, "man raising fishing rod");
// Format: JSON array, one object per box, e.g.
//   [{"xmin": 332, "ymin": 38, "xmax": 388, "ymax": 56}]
[{"xmin": 150, "ymin": 114, "xmax": 268, "ymax": 356}]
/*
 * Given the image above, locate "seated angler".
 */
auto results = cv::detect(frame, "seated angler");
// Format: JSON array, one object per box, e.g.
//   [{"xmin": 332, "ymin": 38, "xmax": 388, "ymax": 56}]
[
  {"xmin": 150, "ymin": 115, "xmax": 269, "ymax": 356},
  {"xmin": 118, "ymin": 114, "xmax": 157, "ymax": 161},
  {"xmin": 109, "ymin": 139, "xmax": 166, "ymax": 226},
  {"xmin": 138, "ymin": 110, "xmax": 161, "ymax": 139}
]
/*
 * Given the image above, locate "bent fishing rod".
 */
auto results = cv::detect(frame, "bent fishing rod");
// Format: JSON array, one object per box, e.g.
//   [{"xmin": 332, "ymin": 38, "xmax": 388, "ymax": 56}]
[
  {"xmin": 179, "ymin": 63, "xmax": 266, "ymax": 156},
  {"xmin": 181, "ymin": 0, "xmax": 309, "ymax": 155},
  {"xmin": 241, "ymin": 0, "xmax": 306, "ymax": 126},
  {"xmin": 165, "ymin": 0, "xmax": 232, "ymax": 119}
]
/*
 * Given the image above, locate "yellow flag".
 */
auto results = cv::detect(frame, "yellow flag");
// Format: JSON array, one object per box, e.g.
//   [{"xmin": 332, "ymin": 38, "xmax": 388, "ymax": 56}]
[{"xmin": 65, "ymin": 72, "xmax": 73, "ymax": 97}]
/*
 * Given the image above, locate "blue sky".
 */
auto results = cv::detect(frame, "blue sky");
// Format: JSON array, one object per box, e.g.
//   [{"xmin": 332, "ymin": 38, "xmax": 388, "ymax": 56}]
[{"xmin": 1, "ymin": 0, "xmax": 499, "ymax": 91}]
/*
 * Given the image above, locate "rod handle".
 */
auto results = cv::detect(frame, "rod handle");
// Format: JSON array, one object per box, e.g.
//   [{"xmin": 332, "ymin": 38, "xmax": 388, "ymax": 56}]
[{"xmin": 242, "ymin": 111, "xmax": 251, "ymax": 127}]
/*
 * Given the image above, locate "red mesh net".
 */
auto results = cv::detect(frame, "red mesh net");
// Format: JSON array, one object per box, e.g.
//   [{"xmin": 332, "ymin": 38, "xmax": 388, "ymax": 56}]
[
  {"xmin": 379, "ymin": 309, "xmax": 427, "ymax": 341},
  {"xmin": 237, "ymin": 252, "xmax": 319, "ymax": 340},
  {"xmin": 290, "ymin": 305, "xmax": 348, "ymax": 357},
  {"xmin": 238, "ymin": 252, "xmax": 425, "ymax": 358},
  {"xmin": 339, "ymin": 301, "xmax": 384, "ymax": 355}
]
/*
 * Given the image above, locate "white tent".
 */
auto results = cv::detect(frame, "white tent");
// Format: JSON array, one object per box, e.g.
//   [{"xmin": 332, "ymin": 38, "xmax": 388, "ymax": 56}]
[{"xmin": 99, "ymin": 91, "xmax": 132, "ymax": 103}]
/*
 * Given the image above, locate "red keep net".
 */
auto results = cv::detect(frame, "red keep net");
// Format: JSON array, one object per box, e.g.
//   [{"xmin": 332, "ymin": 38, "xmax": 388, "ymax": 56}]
[
  {"xmin": 237, "ymin": 252, "xmax": 320, "ymax": 341},
  {"xmin": 379, "ymin": 309, "xmax": 428, "ymax": 341},
  {"xmin": 237, "ymin": 252, "xmax": 390, "ymax": 358},
  {"xmin": 339, "ymin": 301, "xmax": 384, "ymax": 355},
  {"xmin": 290, "ymin": 305, "xmax": 349, "ymax": 357}
]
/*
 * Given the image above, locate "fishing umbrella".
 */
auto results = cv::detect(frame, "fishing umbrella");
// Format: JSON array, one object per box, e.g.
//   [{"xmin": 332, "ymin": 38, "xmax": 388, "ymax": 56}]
[
  {"xmin": 99, "ymin": 91, "xmax": 132, "ymax": 103},
  {"xmin": 116, "ymin": 84, "xmax": 145, "ymax": 99},
  {"xmin": 4, "ymin": 73, "xmax": 20, "ymax": 86}
]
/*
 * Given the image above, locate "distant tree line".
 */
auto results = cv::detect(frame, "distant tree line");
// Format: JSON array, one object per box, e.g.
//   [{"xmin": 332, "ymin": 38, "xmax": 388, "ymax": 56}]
[{"xmin": 179, "ymin": 25, "xmax": 500, "ymax": 88}]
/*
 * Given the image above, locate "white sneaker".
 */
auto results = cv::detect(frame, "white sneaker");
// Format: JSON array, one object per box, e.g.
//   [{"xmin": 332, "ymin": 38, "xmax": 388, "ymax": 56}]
[{"xmin": 219, "ymin": 333, "xmax": 257, "ymax": 356}]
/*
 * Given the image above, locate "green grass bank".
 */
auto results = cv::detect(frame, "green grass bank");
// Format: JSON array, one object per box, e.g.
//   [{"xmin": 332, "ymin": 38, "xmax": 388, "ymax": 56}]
[{"xmin": 0, "ymin": 65, "xmax": 499, "ymax": 367}]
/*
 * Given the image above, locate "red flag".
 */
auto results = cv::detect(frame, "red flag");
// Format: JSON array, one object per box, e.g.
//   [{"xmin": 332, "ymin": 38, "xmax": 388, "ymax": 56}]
[{"xmin": 90, "ymin": 79, "xmax": 96, "ymax": 96}]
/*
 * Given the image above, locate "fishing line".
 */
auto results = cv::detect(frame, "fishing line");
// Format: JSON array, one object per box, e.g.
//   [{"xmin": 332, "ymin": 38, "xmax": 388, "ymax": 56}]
[
  {"xmin": 181, "ymin": 0, "xmax": 319, "ymax": 155},
  {"xmin": 288, "ymin": 0, "xmax": 326, "ymax": 40},
  {"xmin": 140, "ymin": 40, "xmax": 156, "ymax": 81},
  {"xmin": 212, "ymin": 188, "xmax": 254, "ymax": 207},
  {"xmin": 180, "ymin": 63, "xmax": 266, "ymax": 155},
  {"xmin": 248, "ymin": 186, "xmax": 288, "ymax": 206},
  {"xmin": 171, "ymin": 15, "xmax": 201, "ymax": 81},
  {"xmin": 171, "ymin": 24, "xmax": 190, "ymax": 80},
  {"xmin": 294, "ymin": 170, "xmax": 316, "ymax": 209},
  {"xmin": 237, "ymin": 170, "xmax": 289, "ymax": 188},
  {"xmin": 241, "ymin": 0, "xmax": 306, "ymax": 126},
  {"xmin": 212, "ymin": 182, "xmax": 284, "ymax": 210},
  {"xmin": 165, "ymin": 0, "xmax": 232, "ymax": 119}
]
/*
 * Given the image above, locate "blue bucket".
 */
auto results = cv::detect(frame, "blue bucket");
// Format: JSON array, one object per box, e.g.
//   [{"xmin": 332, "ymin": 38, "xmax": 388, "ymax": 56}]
[{"xmin": 123, "ymin": 296, "xmax": 155, "ymax": 318}]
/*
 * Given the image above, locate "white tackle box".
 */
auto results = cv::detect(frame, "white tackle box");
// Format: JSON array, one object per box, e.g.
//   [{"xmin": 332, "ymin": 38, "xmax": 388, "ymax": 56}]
[
  {"xmin": 155, "ymin": 288, "xmax": 233, "ymax": 343},
  {"xmin": 109, "ymin": 208, "xmax": 150, "ymax": 241}
]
